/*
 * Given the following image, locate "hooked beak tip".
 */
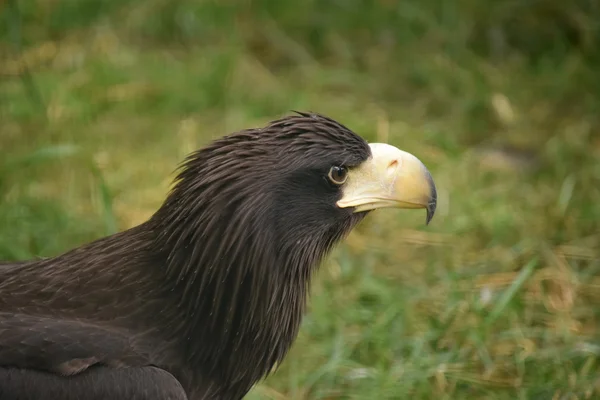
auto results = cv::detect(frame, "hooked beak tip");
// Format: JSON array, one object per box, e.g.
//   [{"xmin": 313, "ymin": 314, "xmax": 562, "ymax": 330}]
[{"xmin": 425, "ymin": 171, "xmax": 437, "ymax": 225}]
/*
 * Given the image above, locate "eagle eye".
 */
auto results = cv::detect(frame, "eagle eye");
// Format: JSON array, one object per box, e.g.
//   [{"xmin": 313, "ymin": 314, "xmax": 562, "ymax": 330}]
[{"xmin": 328, "ymin": 166, "xmax": 348, "ymax": 185}]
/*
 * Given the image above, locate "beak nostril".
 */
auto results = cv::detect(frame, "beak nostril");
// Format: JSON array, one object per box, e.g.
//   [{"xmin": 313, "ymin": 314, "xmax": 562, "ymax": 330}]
[{"xmin": 388, "ymin": 159, "xmax": 399, "ymax": 171}]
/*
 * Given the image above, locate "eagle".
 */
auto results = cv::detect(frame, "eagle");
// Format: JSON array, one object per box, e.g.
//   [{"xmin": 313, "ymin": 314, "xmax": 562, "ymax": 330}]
[{"xmin": 0, "ymin": 112, "xmax": 436, "ymax": 400}]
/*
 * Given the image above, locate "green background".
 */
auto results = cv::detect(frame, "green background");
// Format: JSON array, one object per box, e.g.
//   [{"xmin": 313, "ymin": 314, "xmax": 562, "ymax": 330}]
[{"xmin": 1, "ymin": 0, "xmax": 599, "ymax": 398}]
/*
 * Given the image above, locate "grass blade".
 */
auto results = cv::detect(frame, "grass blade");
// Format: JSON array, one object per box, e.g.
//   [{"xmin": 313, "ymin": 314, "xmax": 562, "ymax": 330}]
[{"xmin": 485, "ymin": 258, "xmax": 538, "ymax": 326}]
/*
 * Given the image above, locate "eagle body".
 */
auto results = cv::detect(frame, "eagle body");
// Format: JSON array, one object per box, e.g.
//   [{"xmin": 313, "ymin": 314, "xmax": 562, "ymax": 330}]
[{"xmin": 0, "ymin": 113, "xmax": 436, "ymax": 399}]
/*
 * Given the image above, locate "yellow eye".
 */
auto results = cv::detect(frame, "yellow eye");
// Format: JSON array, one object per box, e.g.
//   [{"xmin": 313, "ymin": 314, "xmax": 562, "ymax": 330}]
[{"xmin": 328, "ymin": 166, "xmax": 348, "ymax": 185}]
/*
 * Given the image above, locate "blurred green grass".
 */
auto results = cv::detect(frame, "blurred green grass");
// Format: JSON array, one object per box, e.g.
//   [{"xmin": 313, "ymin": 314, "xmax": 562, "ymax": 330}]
[{"xmin": 1, "ymin": 0, "xmax": 600, "ymax": 398}]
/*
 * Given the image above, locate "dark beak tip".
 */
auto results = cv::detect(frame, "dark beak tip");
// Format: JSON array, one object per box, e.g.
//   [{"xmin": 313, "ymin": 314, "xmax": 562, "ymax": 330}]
[
  {"xmin": 425, "ymin": 204, "xmax": 436, "ymax": 225},
  {"xmin": 425, "ymin": 174, "xmax": 437, "ymax": 226}
]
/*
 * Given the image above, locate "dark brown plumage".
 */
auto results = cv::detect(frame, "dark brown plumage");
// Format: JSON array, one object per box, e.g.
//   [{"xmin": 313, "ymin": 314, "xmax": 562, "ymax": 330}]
[{"xmin": 0, "ymin": 112, "xmax": 436, "ymax": 400}]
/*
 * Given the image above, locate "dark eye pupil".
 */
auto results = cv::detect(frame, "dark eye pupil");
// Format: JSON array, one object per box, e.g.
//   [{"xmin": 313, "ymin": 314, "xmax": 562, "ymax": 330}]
[
  {"xmin": 331, "ymin": 166, "xmax": 347, "ymax": 182},
  {"xmin": 333, "ymin": 167, "xmax": 343, "ymax": 179}
]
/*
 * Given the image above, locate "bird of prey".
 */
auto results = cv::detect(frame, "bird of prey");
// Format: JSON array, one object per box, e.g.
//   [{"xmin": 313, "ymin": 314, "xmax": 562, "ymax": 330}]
[{"xmin": 0, "ymin": 112, "xmax": 437, "ymax": 400}]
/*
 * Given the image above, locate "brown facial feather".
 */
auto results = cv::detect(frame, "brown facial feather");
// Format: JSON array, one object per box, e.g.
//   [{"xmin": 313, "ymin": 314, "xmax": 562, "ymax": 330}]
[{"xmin": 0, "ymin": 112, "xmax": 372, "ymax": 399}]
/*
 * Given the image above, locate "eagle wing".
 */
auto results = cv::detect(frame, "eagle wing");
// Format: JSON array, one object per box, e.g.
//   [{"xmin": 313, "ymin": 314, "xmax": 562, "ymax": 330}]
[
  {"xmin": 0, "ymin": 366, "xmax": 188, "ymax": 400},
  {"xmin": 0, "ymin": 313, "xmax": 190, "ymax": 399},
  {"xmin": 0, "ymin": 312, "xmax": 150, "ymax": 375}
]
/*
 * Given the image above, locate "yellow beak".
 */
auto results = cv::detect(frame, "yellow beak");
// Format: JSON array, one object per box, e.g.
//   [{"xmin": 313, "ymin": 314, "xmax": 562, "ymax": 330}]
[{"xmin": 337, "ymin": 143, "xmax": 437, "ymax": 224}]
